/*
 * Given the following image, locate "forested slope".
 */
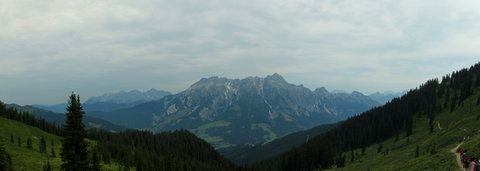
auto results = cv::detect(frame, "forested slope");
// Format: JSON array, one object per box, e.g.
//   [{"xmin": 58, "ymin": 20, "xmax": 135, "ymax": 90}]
[
  {"xmin": 0, "ymin": 100, "xmax": 238, "ymax": 171},
  {"xmin": 251, "ymin": 62, "xmax": 480, "ymax": 170}
]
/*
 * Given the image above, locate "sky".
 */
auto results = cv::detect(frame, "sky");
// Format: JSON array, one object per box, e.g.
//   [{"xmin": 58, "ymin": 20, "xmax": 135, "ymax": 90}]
[{"xmin": 1, "ymin": 0, "xmax": 480, "ymax": 105}]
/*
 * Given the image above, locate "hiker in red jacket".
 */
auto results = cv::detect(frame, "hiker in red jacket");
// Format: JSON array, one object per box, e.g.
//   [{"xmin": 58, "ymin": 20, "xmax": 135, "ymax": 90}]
[{"xmin": 462, "ymin": 152, "xmax": 469, "ymax": 169}]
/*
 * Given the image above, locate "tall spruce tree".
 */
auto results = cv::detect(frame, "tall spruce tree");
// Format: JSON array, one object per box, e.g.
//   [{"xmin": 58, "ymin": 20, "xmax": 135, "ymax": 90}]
[
  {"xmin": 0, "ymin": 139, "xmax": 13, "ymax": 171},
  {"xmin": 43, "ymin": 160, "xmax": 52, "ymax": 171},
  {"xmin": 39, "ymin": 135, "xmax": 47, "ymax": 153},
  {"xmin": 26, "ymin": 137, "xmax": 32, "ymax": 150},
  {"xmin": 90, "ymin": 149, "xmax": 101, "ymax": 171},
  {"xmin": 60, "ymin": 93, "xmax": 89, "ymax": 171},
  {"xmin": 50, "ymin": 140, "xmax": 56, "ymax": 158}
]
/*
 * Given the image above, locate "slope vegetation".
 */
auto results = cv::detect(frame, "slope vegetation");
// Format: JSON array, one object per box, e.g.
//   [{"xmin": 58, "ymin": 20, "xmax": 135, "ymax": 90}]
[
  {"xmin": 1, "ymin": 100, "xmax": 237, "ymax": 171},
  {"xmin": 327, "ymin": 86, "xmax": 480, "ymax": 170},
  {"xmin": 252, "ymin": 62, "xmax": 480, "ymax": 170},
  {"xmin": 0, "ymin": 116, "xmax": 63, "ymax": 170}
]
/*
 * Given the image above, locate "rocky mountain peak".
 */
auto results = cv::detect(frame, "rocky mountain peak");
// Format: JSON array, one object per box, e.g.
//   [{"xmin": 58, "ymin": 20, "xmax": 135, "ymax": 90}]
[
  {"xmin": 187, "ymin": 77, "xmax": 232, "ymax": 92},
  {"xmin": 265, "ymin": 73, "xmax": 287, "ymax": 83},
  {"xmin": 351, "ymin": 91, "xmax": 365, "ymax": 97},
  {"xmin": 314, "ymin": 87, "xmax": 330, "ymax": 95}
]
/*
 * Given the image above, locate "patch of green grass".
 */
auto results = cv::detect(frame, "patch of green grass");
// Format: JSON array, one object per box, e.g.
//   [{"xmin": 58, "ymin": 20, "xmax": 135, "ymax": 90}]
[
  {"xmin": 193, "ymin": 120, "xmax": 231, "ymax": 135},
  {"xmin": 251, "ymin": 123, "xmax": 277, "ymax": 141},
  {"xmin": 192, "ymin": 120, "xmax": 232, "ymax": 148},
  {"xmin": 280, "ymin": 111, "xmax": 295, "ymax": 122}
]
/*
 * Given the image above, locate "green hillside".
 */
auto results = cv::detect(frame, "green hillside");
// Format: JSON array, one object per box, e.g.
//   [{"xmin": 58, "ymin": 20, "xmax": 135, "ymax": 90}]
[
  {"xmin": 0, "ymin": 116, "xmax": 63, "ymax": 170},
  {"xmin": 0, "ymin": 114, "xmax": 124, "ymax": 170},
  {"xmin": 325, "ymin": 73, "xmax": 480, "ymax": 170},
  {"xmin": 251, "ymin": 63, "xmax": 480, "ymax": 171}
]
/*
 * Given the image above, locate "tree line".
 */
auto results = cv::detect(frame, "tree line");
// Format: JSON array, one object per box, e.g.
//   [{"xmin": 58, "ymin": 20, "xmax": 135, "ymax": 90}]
[{"xmin": 0, "ymin": 101, "xmax": 63, "ymax": 136}]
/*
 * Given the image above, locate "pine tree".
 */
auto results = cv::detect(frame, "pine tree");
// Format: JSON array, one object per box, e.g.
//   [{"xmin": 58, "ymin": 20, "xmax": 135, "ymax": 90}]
[
  {"xmin": 450, "ymin": 93, "xmax": 458, "ymax": 112},
  {"xmin": 50, "ymin": 140, "xmax": 56, "ymax": 158},
  {"xmin": 102, "ymin": 151, "xmax": 111, "ymax": 164},
  {"xmin": 60, "ymin": 93, "xmax": 89, "ymax": 171},
  {"xmin": 377, "ymin": 143, "xmax": 383, "ymax": 153},
  {"xmin": 415, "ymin": 145, "xmax": 419, "ymax": 157},
  {"xmin": 0, "ymin": 139, "xmax": 13, "ymax": 171},
  {"xmin": 9, "ymin": 135, "xmax": 13, "ymax": 144},
  {"xmin": 406, "ymin": 117, "xmax": 413, "ymax": 136},
  {"xmin": 26, "ymin": 137, "xmax": 32, "ymax": 150},
  {"xmin": 335, "ymin": 154, "xmax": 346, "ymax": 168},
  {"xmin": 430, "ymin": 143, "xmax": 436, "ymax": 154},
  {"xmin": 43, "ymin": 160, "xmax": 52, "ymax": 171},
  {"xmin": 17, "ymin": 137, "xmax": 21, "ymax": 147},
  {"xmin": 429, "ymin": 114, "xmax": 435, "ymax": 133},
  {"xmin": 90, "ymin": 149, "xmax": 101, "ymax": 171},
  {"xmin": 50, "ymin": 146, "xmax": 56, "ymax": 158},
  {"xmin": 39, "ymin": 135, "xmax": 47, "ymax": 153}
]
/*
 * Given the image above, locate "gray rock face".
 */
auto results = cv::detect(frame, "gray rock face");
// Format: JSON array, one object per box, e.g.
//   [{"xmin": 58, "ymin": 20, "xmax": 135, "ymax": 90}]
[{"xmin": 97, "ymin": 74, "xmax": 379, "ymax": 148}]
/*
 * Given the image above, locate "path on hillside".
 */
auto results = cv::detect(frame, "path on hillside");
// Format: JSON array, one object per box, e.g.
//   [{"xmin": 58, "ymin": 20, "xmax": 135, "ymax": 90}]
[{"xmin": 451, "ymin": 141, "xmax": 464, "ymax": 171}]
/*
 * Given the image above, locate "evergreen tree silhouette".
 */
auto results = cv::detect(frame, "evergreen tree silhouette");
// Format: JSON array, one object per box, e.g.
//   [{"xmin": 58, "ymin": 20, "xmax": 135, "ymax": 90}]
[
  {"xmin": 26, "ymin": 137, "xmax": 32, "ymax": 150},
  {"xmin": 39, "ymin": 135, "xmax": 47, "ymax": 153},
  {"xmin": 60, "ymin": 93, "xmax": 89, "ymax": 171},
  {"xmin": 0, "ymin": 139, "xmax": 13, "ymax": 171}
]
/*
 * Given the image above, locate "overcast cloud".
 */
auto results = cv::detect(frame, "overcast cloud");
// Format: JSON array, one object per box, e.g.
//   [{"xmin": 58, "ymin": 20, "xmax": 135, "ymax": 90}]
[{"xmin": 1, "ymin": 0, "xmax": 480, "ymax": 105}]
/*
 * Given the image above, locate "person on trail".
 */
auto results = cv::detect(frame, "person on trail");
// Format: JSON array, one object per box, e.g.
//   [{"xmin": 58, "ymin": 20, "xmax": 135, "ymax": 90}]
[
  {"xmin": 462, "ymin": 152, "xmax": 470, "ymax": 169},
  {"xmin": 469, "ymin": 157, "xmax": 478, "ymax": 171}
]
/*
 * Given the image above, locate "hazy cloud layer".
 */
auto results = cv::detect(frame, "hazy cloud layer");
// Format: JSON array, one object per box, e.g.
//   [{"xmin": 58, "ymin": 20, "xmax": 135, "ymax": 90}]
[{"xmin": 1, "ymin": 0, "xmax": 480, "ymax": 105}]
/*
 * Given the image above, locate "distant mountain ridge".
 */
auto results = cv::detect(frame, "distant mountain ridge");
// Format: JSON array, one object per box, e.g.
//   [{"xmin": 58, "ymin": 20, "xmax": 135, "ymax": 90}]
[
  {"xmin": 5, "ymin": 104, "xmax": 126, "ymax": 132},
  {"xmin": 34, "ymin": 88, "xmax": 171, "ymax": 113},
  {"xmin": 368, "ymin": 90, "xmax": 407, "ymax": 104},
  {"xmin": 89, "ymin": 74, "xmax": 379, "ymax": 147},
  {"xmin": 85, "ymin": 88, "xmax": 171, "ymax": 104}
]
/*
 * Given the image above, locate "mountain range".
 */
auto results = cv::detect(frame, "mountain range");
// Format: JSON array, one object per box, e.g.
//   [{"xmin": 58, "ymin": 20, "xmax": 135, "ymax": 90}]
[
  {"xmin": 88, "ymin": 73, "xmax": 379, "ymax": 147},
  {"xmin": 34, "ymin": 88, "xmax": 171, "ymax": 113}
]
